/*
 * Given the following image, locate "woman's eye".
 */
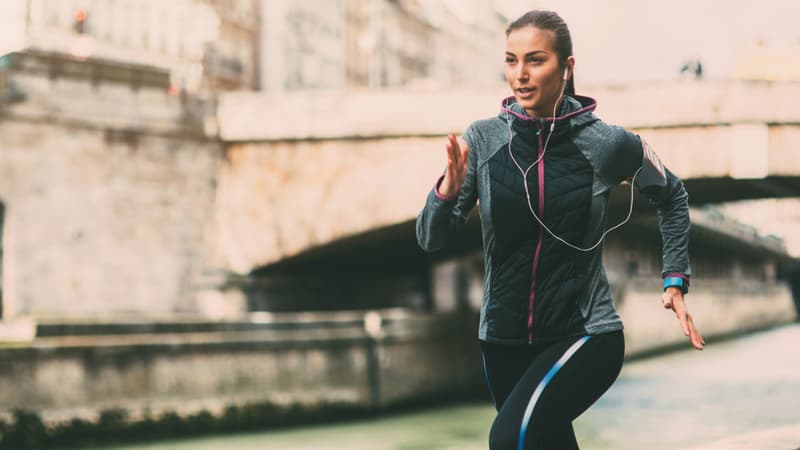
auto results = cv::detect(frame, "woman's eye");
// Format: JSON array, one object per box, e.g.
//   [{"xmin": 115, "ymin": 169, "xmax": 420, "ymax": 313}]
[
  {"xmin": 527, "ymin": 58, "xmax": 544, "ymax": 64},
  {"xmin": 505, "ymin": 58, "xmax": 516, "ymax": 64}
]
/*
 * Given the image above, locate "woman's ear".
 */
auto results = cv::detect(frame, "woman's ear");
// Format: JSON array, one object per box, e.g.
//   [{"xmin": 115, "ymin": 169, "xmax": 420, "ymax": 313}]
[{"xmin": 564, "ymin": 56, "xmax": 576, "ymax": 80}]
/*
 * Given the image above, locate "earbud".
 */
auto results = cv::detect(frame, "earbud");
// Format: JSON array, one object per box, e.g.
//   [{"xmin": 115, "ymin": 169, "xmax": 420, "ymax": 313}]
[{"xmin": 563, "ymin": 67, "xmax": 569, "ymax": 81}]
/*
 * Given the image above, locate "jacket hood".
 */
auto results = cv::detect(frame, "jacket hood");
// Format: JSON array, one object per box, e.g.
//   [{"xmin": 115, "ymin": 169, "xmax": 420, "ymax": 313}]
[{"xmin": 499, "ymin": 94, "xmax": 599, "ymax": 135}]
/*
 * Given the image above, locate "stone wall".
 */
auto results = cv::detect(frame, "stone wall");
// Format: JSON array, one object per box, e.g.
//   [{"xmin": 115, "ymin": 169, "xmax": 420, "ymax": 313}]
[
  {"xmin": 0, "ymin": 119, "xmax": 220, "ymax": 319},
  {"xmin": 0, "ymin": 297, "xmax": 795, "ymax": 439},
  {"xmin": 0, "ymin": 53, "xmax": 222, "ymax": 319},
  {"xmin": 0, "ymin": 310, "xmax": 483, "ymax": 426}
]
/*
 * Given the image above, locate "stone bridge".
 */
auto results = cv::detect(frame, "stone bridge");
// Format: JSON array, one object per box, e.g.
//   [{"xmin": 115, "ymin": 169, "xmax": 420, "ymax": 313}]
[{"xmin": 213, "ymin": 81, "xmax": 800, "ymax": 273}]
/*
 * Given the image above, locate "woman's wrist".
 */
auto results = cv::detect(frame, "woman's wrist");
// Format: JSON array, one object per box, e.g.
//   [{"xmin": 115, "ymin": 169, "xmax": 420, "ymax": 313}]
[
  {"xmin": 437, "ymin": 183, "xmax": 456, "ymax": 197},
  {"xmin": 434, "ymin": 175, "xmax": 458, "ymax": 201},
  {"xmin": 663, "ymin": 274, "xmax": 689, "ymax": 294}
]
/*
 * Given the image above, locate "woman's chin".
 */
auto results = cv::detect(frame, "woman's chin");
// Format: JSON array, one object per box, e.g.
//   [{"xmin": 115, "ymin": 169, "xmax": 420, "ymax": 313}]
[{"xmin": 515, "ymin": 98, "xmax": 538, "ymax": 115}]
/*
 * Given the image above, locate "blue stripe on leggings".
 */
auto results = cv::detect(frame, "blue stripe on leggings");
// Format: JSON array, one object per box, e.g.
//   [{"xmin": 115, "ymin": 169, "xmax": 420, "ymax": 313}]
[
  {"xmin": 517, "ymin": 336, "xmax": 591, "ymax": 450},
  {"xmin": 482, "ymin": 352, "xmax": 497, "ymax": 407}
]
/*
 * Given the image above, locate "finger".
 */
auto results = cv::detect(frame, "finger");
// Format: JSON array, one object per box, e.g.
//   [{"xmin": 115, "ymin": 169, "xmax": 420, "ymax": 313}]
[
  {"xmin": 445, "ymin": 137, "xmax": 457, "ymax": 168},
  {"xmin": 688, "ymin": 322, "xmax": 701, "ymax": 350},
  {"xmin": 661, "ymin": 292, "xmax": 673, "ymax": 309},
  {"xmin": 688, "ymin": 314, "xmax": 705, "ymax": 349},
  {"xmin": 448, "ymin": 134, "xmax": 460, "ymax": 165},
  {"xmin": 692, "ymin": 327, "xmax": 703, "ymax": 350},
  {"xmin": 446, "ymin": 157, "xmax": 455, "ymax": 180},
  {"xmin": 694, "ymin": 328, "xmax": 705, "ymax": 349},
  {"xmin": 445, "ymin": 138, "xmax": 455, "ymax": 170},
  {"xmin": 673, "ymin": 298, "xmax": 690, "ymax": 336}
]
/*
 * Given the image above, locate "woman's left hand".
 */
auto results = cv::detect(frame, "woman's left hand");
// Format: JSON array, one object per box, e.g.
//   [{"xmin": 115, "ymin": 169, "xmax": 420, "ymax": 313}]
[{"xmin": 662, "ymin": 287, "xmax": 705, "ymax": 350}]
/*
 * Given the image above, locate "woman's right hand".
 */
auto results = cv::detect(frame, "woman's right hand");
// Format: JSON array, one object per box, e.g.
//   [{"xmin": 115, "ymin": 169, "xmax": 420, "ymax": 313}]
[{"xmin": 438, "ymin": 134, "xmax": 470, "ymax": 198}]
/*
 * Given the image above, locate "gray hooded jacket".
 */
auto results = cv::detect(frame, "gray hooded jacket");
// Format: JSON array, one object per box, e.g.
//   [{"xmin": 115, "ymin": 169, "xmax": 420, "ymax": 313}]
[{"xmin": 416, "ymin": 94, "xmax": 691, "ymax": 345}]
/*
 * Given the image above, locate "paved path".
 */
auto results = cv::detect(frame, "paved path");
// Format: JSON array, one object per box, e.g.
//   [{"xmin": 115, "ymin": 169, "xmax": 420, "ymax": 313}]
[{"xmin": 682, "ymin": 424, "xmax": 800, "ymax": 450}]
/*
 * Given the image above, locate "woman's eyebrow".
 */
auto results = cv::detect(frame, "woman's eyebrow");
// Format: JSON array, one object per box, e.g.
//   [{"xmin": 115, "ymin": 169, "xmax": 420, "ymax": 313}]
[{"xmin": 505, "ymin": 50, "xmax": 548, "ymax": 57}]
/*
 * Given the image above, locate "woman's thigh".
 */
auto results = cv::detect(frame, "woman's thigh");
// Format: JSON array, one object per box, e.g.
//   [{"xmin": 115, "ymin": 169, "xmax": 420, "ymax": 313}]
[
  {"xmin": 487, "ymin": 331, "xmax": 625, "ymax": 450},
  {"xmin": 481, "ymin": 341, "xmax": 541, "ymax": 411}
]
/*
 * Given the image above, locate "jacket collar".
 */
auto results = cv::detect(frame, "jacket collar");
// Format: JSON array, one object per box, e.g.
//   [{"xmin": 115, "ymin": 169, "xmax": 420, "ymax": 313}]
[{"xmin": 499, "ymin": 94, "xmax": 598, "ymax": 136}]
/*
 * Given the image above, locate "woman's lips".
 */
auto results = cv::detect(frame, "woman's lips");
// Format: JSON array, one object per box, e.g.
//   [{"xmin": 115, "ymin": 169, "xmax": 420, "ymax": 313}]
[{"xmin": 517, "ymin": 87, "xmax": 535, "ymax": 100}]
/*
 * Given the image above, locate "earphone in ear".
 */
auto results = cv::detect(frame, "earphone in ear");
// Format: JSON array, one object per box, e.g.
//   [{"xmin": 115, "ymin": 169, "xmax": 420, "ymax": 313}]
[{"xmin": 563, "ymin": 67, "xmax": 569, "ymax": 81}]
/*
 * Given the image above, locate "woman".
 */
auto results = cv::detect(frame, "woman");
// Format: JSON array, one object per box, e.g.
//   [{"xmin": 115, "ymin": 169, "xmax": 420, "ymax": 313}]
[{"xmin": 415, "ymin": 10, "xmax": 704, "ymax": 450}]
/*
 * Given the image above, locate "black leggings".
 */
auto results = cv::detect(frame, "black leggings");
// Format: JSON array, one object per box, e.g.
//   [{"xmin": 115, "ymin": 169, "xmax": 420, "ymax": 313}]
[{"xmin": 481, "ymin": 331, "xmax": 624, "ymax": 450}]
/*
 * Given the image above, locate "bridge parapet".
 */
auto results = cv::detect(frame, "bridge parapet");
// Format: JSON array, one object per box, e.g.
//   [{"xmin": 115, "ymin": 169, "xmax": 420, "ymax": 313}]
[{"xmin": 219, "ymin": 80, "xmax": 800, "ymax": 141}]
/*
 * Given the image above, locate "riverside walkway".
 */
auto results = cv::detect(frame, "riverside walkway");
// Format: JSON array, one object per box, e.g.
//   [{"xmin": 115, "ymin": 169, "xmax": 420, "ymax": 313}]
[{"xmin": 100, "ymin": 324, "xmax": 800, "ymax": 450}]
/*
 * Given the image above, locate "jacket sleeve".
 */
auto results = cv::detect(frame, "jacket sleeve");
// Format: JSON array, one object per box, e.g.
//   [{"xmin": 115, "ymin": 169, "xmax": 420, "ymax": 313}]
[
  {"xmin": 415, "ymin": 125, "xmax": 479, "ymax": 252},
  {"xmin": 617, "ymin": 130, "xmax": 692, "ymax": 283}
]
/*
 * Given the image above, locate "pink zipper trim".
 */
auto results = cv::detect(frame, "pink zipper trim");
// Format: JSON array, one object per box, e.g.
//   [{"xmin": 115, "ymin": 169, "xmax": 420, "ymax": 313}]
[{"xmin": 528, "ymin": 129, "xmax": 545, "ymax": 343}]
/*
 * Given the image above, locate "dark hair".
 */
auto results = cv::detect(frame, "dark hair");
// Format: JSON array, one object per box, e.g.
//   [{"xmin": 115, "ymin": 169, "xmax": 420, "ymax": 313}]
[{"xmin": 506, "ymin": 10, "xmax": 575, "ymax": 95}]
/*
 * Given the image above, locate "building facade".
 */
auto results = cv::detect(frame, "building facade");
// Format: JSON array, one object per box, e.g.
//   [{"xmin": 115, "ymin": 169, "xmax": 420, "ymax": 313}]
[
  {"xmin": 201, "ymin": 0, "xmax": 261, "ymax": 91},
  {"xmin": 260, "ymin": 0, "xmax": 346, "ymax": 91},
  {"xmin": 0, "ymin": 0, "xmax": 260, "ymax": 93},
  {"xmin": 260, "ymin": 0, "xmax": 505, "ymax": 91},
  {"xmin": 419, "ymin": 0, "xmax": 506, "ymax": 87}
]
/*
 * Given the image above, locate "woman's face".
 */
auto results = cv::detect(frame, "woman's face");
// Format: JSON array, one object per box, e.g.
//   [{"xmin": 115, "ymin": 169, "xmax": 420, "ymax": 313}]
[{"xmin": 504, "ymin": 26, "xmax": 573, "ymax": 119}]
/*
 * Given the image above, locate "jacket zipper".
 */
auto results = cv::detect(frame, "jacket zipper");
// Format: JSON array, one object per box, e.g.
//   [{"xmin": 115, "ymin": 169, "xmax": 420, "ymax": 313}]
[{"xmin": 528, "ymin": 122, "xmax": 546, "ymax": 343}]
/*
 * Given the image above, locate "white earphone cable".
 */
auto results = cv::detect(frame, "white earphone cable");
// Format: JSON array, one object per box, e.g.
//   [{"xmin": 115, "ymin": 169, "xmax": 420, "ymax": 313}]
[{"xmin": 503, "ymin": 78, "xmax": 642, "ymax": 252}]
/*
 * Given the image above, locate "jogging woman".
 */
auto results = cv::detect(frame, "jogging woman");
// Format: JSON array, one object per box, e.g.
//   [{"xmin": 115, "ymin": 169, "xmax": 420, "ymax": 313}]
[{"xmin": 416, "ymin": 10, "xmax": 704, "ymax": 450}]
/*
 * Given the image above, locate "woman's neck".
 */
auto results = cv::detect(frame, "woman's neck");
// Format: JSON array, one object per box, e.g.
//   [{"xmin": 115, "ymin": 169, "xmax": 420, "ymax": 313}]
[{"xmin": 525, "ymin": 98, "xmax": 565, "ymax": 120}]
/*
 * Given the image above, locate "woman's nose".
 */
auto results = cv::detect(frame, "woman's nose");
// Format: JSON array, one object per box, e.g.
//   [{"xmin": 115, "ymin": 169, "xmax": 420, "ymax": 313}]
[{"xmin": 514, "ymin": 66, "xmax": 528, "ymax": 82}]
